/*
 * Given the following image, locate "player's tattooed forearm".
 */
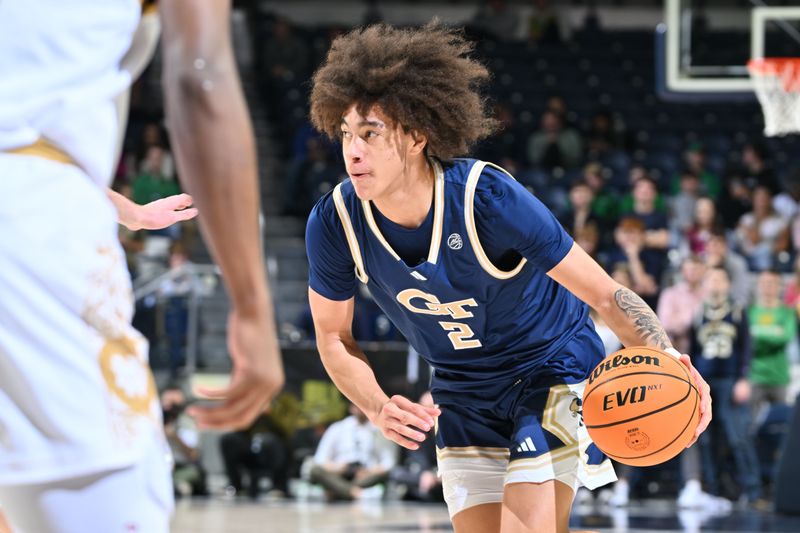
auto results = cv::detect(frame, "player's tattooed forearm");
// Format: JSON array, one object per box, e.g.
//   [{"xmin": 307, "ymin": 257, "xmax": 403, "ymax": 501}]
[{"xmin": 614, "ymin": 288, "xmax": 671, "ymax": 350}]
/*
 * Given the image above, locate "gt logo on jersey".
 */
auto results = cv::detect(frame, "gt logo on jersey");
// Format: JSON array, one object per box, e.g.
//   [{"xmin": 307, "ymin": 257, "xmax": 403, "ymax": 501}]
[
  {"xmin": 396, "ymin": 289, "xmax": 482, "ymax": 350},
  {"xmin": 396, "ymin": 288, "xmax": 478, "ymax": 319}
]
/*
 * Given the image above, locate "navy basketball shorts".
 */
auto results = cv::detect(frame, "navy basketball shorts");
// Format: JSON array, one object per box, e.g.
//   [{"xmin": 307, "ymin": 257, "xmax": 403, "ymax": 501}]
[{"xmin": 431, "ymin": 328, "xmax": 617, "ymax": 518}]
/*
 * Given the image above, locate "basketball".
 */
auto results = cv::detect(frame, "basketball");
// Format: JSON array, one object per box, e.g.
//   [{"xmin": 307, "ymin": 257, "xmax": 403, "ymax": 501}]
[{"xmin": 582, "ymin": 347, "xmax": 700, "ymax": 467}]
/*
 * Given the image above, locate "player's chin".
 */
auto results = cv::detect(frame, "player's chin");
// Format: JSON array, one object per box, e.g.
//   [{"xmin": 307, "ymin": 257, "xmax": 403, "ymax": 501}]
[{"xmin": 350, "ymin": 182, "xmax": 373, "ymax": 201}]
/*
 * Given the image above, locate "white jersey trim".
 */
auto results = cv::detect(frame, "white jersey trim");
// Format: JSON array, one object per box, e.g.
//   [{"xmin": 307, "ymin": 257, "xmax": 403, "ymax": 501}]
[
  {"xmin": 333, "ymin": 183, "xmax": 369, "ymax": 284},
  {"xmin": 463, "ymin": 161, "xmax": 527, "ymax": 280}
]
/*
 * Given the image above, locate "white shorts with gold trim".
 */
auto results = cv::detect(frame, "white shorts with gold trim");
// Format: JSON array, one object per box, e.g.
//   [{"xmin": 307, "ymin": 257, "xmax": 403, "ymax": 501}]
[{"xmin": 0, "ymin": 154, "xmax": 164, "ymax": 486}]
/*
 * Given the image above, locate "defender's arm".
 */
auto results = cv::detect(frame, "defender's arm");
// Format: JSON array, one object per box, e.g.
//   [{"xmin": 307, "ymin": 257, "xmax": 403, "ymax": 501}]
[{"xmin": 160, "ymin": 0, "xmax": 283, "ymax": 428}]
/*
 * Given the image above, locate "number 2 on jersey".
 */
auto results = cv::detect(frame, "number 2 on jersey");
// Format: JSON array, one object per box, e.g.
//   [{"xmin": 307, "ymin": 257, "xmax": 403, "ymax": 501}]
[{"xmin": 438, "ymin": 321, "xmax": 482, "ymax": 350}]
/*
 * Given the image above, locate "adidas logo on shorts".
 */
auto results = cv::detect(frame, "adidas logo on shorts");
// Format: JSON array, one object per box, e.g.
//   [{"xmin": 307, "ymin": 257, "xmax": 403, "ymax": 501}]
[{"xmin": 515, "ymin": 437, "xmax": 536, "ymax": 453}]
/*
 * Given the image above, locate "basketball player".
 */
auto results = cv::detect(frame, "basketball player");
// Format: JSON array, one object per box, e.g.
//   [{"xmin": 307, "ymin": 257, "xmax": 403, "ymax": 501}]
[
  {"xmin": 305, "ymin": 24, "xmax": 711, "ymax": 532},
  {"xmin": 0, "ymin": 1, "xmax": 283, "ymax": 531}
]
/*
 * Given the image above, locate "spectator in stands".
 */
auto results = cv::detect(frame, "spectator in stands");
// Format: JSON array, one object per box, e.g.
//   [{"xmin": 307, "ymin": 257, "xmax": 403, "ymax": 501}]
[
  {"xmin": 159, "ymin": 241, "xmax": 201, "ymax": 378},
  {"xmin": 748, "ymin": 270, "xmax": 795, "ymax": 421},
  {"xmin": 705, "ymin": 230, "xmax": 751, "ymax": 308},
  {"xmin": 585, "ymin": 110, "xmax": 626, "ymax": 161},
  {"xmin": 135, "ymin": 121, "xmax": 170, "ymax": 167},
  {"xmin": 310, "ymin": 403, "xmax": 397, "ymax": 501},
  {"xmin": 161, "ymin": 385, "xmax": 207, "ymax": 498},
  {"xmin": 559, "ymin": 180, "xmax": 599, "ymax": 238},
  {"xmin": 131, "ymin": 145, "xmax": 180, "ymax": 206},
  {"xmin": 606, "ymin": 217, "xmax": 659, "ymax": 307},
  {"xmin": 672, "ymin": 144, "xmax": 721, "ymax": 200},
  {"xmin": 389, "ymin": 392, "xmax": 443, "ymax": 502},
  {"xmin": 719, "ymin": 173, "xmax": 751, "ymax": 230},
  {"xmin": 621, "ymin": 177, "xmax": 670, "ymax": 284},
  {"xmin": 741, "ymin": 142, "xmax": 780, "ymax": 194},
  {"xmin": 527, "ymin": 0, "xmax": 563, "ymax": 44},
  {"xmin": 545, "ymin": 96, "xmax": 568, "ymax": 119},
  {"xmin": 657, "ymin": 255, "xmax": 706, "ymax": 354},
  {"xmin": 620, "ymin": 169, "xmax": 667, "ymax": 214},
  {"xmin": 682, "ymin": 196, "xmax": 723, "ymax": 257},
  {"xmin": 735, "ymin": 185, "xmax": 789, "ymax": 271},
  {"xmin": 690, "ymin": 266, "xmax": 762, "ymax": 507},
  {"xmin": 582, "ymin": 163, "xmax": 618, "ymax": 234},
  {"xmin": 220, "ymin": 412, "xmax": 289, "ymax": 499},
  {"xmin": 526, "ymin": 109, "xmax": 583, "ymax": 171},
  {"xmin": 669, "ymin": 172, "xmax": 701, "ymax": 235}
]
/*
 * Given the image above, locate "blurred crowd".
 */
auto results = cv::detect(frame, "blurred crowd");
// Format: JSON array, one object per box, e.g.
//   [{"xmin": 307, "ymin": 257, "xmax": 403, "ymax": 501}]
[{"xmin": 158, "ymin": 382, "xmax": 443, "ymax": 505}]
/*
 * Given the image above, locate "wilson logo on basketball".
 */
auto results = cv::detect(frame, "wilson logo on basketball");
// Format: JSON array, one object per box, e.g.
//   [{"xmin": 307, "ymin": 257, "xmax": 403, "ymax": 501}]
[{"xmin": 588, "ymin": 353, "xmax": 661, "ymax": 385}]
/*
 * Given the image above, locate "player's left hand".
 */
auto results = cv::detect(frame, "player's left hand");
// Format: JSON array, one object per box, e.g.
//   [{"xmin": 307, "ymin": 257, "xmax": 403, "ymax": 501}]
[
  {"xmin": 679, "ymin": 354, "xmax": 711, "ymax": 447},
  {"xmin": 130, "ymin": 193, "xmax": 198, "ymax": 231}
]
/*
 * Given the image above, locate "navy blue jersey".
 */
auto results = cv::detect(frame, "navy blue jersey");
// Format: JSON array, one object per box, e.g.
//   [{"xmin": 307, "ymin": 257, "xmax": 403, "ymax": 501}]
[{"xmin": 306, "ymin": 158, "xmax": 600, "ymax": 388}]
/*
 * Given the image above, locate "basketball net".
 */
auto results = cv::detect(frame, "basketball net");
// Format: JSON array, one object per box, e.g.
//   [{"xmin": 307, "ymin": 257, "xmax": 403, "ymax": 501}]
[{"xmin": 748, "ymin": 58, "xmax": 800, "ymax": 137}]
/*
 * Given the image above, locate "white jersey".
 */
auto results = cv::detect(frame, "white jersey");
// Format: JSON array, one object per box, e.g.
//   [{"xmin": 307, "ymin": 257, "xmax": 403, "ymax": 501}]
[
  {"xmin": 0, "ymin": 0, "xmax": 146, "ymax": 186},
  {"xmin": 0, "ymin": 0, "xmax": 165, "ymax": 485}
]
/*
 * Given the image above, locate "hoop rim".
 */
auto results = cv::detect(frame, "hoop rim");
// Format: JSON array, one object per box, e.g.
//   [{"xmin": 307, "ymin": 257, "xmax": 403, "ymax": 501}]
[{"xmin": 748, "ymin": 58, "xmax": 800, "ymax": 92}]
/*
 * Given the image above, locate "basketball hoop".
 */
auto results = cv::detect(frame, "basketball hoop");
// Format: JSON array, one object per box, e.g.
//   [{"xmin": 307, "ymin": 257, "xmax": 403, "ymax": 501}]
[{"xmin": 748, "ymin": 58, "xmax": 800, "ymax": 137}]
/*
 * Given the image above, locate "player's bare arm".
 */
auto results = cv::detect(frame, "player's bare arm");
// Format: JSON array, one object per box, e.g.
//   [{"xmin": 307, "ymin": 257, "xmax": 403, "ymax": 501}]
[
  {"xmin": 547, "ymin": 241, "xmax": 711, "ymax": 445},
  {"xmin": 107, "ymin": 189, "xmax": 198, "ymax": 231},
  {"xmin": 160, "ymin": 0, "xmax": 283, "ymax": 429},
  {"xmin": 309, "ymin": 288, "xmax": 440, "ymax": 450}
]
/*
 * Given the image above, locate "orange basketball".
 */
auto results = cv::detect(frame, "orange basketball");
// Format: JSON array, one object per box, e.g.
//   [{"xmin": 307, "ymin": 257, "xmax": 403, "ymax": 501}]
[{"xmin": 582, "ymin": 347, "xmax": 700, "ymax": 467}]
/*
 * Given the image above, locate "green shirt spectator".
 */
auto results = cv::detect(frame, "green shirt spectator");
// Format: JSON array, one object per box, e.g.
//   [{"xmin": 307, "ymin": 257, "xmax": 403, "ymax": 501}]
[
  {"xmin": 132, "ymin": 146, "xmax": 180, "ymax": 205},
  {"xmin": 670, "ymin": 144, "xmax": 721, "ymax": 199},
  {"xmin": 747, "ymin": 304, "xmax": 795, "ymax": 386}
]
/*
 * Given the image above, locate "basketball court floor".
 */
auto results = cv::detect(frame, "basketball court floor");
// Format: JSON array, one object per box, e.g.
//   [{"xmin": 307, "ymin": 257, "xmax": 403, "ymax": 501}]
[{"xmin": 171, "ymin": 498, "xmax": 800, "ymax": 533}]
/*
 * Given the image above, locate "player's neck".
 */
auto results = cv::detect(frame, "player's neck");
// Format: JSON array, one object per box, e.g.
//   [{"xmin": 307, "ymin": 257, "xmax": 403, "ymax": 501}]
[{"xmin": 372, "ymin": 157, "xmax": 434, "ymax": 229}]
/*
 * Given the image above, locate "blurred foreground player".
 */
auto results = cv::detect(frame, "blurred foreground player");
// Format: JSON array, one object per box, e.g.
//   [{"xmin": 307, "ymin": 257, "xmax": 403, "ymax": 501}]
[
  {"xmin": 0, "ymin": 1, "xmax": 283, "ymax": 531},
  {"xmin": 306, "ymin": 23, "xmax": 711, "ymax": 533}
]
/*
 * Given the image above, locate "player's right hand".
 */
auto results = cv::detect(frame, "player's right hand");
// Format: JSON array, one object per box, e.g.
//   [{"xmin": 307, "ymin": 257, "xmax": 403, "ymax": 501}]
[
  {"xmin": 373, "ymin": 395, "xmax": 441, "ymax": 450},
  {"xmin": 188, "ymin": 309, "xmax": 284, "ymax": 430}
]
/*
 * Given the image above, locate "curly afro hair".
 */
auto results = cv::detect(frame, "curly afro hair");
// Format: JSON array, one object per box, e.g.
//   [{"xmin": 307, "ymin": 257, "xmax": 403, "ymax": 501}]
[{"xmin": 309, "ymin": 22, "xmax": 497, "ymax": 160}]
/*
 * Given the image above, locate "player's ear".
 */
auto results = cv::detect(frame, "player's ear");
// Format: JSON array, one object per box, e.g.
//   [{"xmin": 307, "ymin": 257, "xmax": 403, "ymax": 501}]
[{"xmin": 408, "ymin": 130, "xmax": 428, "ymax": 156}]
